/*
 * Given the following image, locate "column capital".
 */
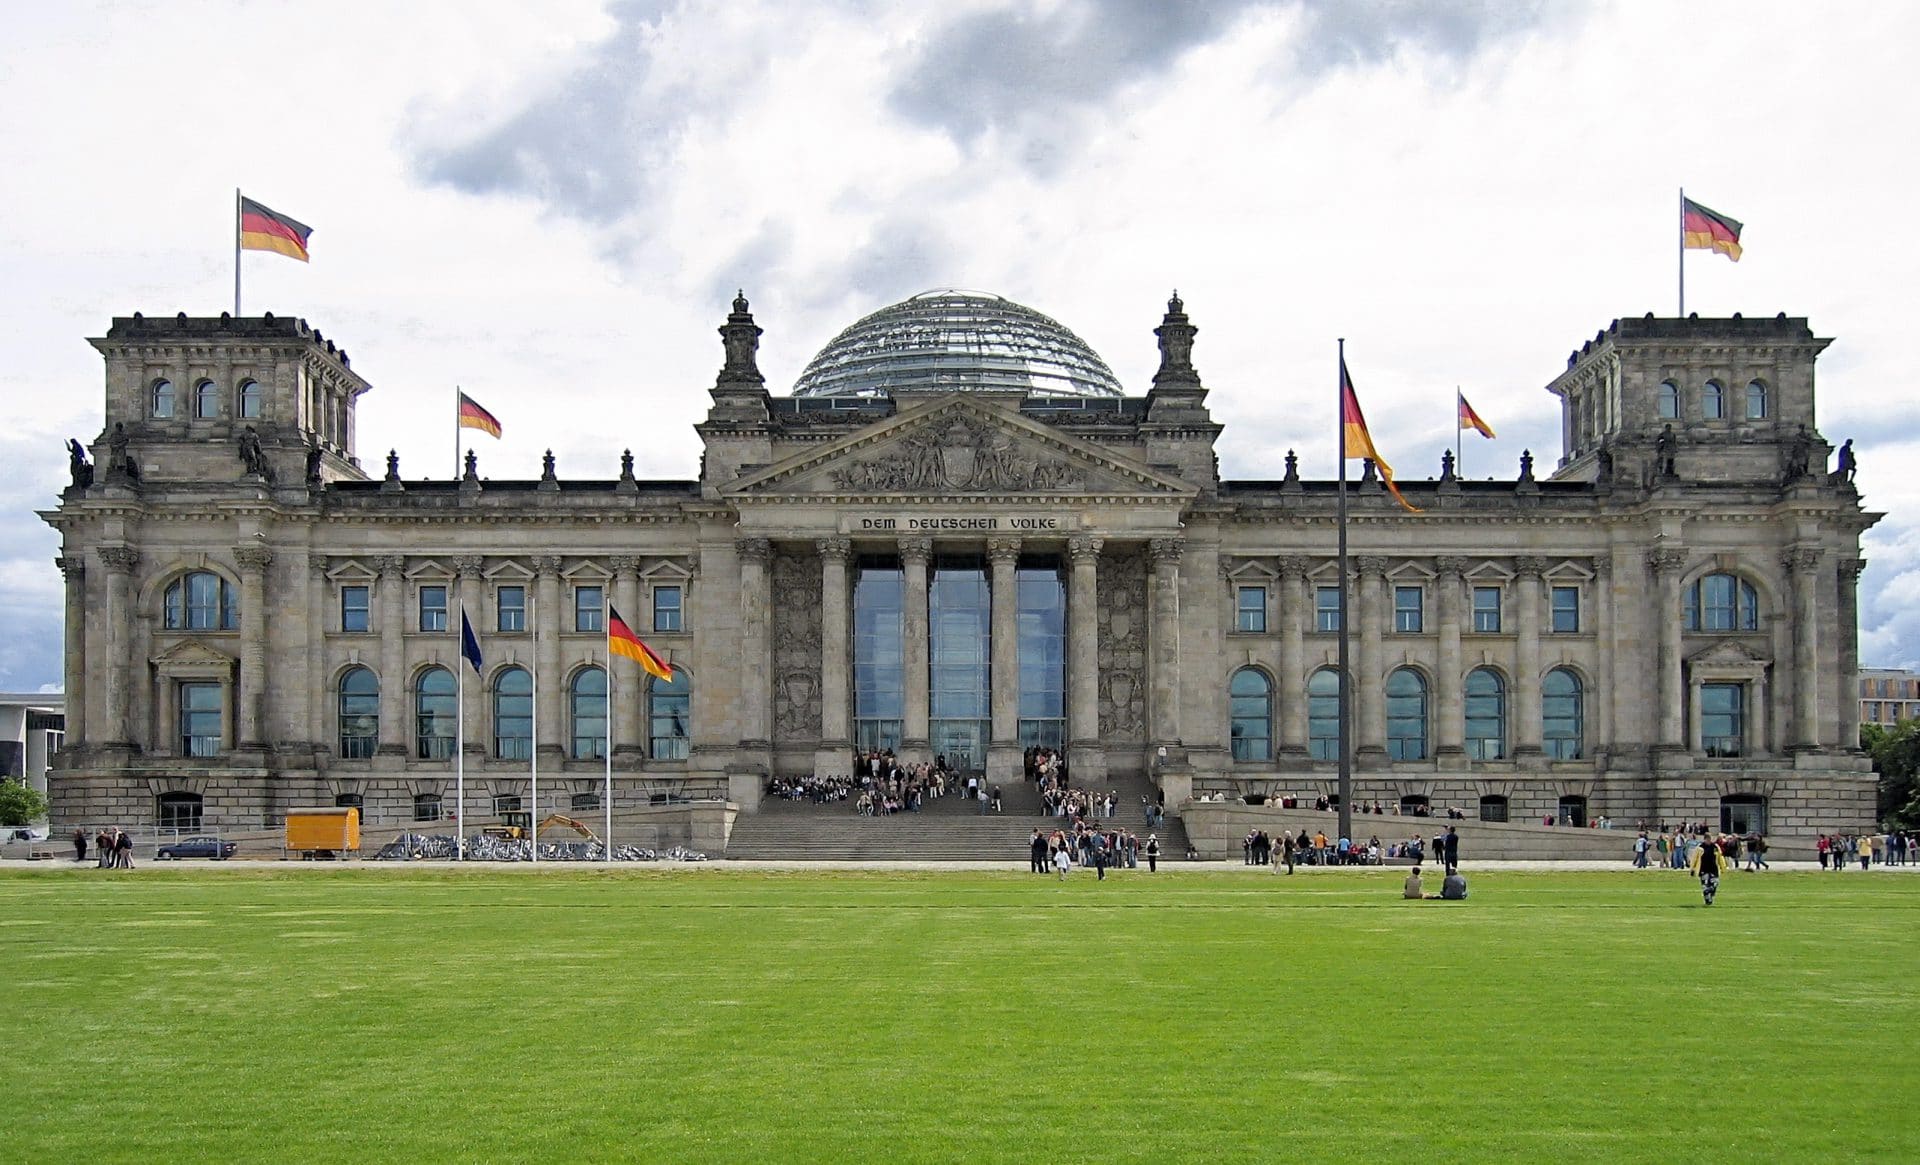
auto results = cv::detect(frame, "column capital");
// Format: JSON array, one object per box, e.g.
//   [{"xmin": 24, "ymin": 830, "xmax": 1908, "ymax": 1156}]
[
  {"xmin": 233, "ymin": 544, "xmax": 274, "ymax": 573},
  {"xmin": 1434, "ymin": 555, "xmax": 1467, "ymax": 577},
  {"xmin": 986, "ymin": 537, "xmax": 1021, "ymax": 565},
  {"xmin": 608, "ymin": 554, "xmax": 643, "ymax": 576},
  {"xmin": 1647, "ymin": 547, "xmax": 1688, "ymax": 576},
  {"xmin": 1782, "ymin": 546, "xmax": 1822, "ymax": 574},
  {"xmin": 1354, "ymin": 554, "xmax": 1389, "ymax": 578},
  {"xmin": 452, "ymin": 555, "xmax": 485, "ymax": 579},
  {"xmin": 734, "ymin": 538, "xmax": 771, "ymax": 566},
  {"xmin": 1068, "ymin": 535, "xmax": 1104, "ymax": 564},
  {"xmin": 531, "ymin": 554, "xmax": 563, "ymax": 578},
  {"xmin": 1840, "ymin": 556, "xmax": 1867, "ymax": 581},
  {"xmin": 1514, "ymin": 555, "xmax": 1549, "ymax": 579},
  {"xmin": 1275, "ymin": 555, "xmax": 1309, "ymax": 580},
  {"xmin": 373, "ymin": 554, "xmax": 406, "ymax": 579},
  {"xmin": 55, "ymin": 555, "xmax": 86, "ymax": 580},
  {"xmin": 308, "ymin": 553, "xmax": 331, "ymax": 575},
  {"xmin": 97, "ymin": 545, "xmax": 138, "ymax": 573},
  {"xmin": 817, "ymin": 537, "xmax": 852, "ymax": 563},
  {"xmin": 1591, "ymin": 556, "xmax": 1611, "ymax": 581},
  {"xmin": 1148, "ymin": 537, "xmax": 1183, "ymax": 567},
  {"xmin": 898, "ymin": 536, "xmax": 933, "ymax": 565}
]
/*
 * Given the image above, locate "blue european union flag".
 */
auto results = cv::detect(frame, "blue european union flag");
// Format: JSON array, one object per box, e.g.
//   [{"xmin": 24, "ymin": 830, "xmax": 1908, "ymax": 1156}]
[{"xmin": 460, "ymin": 609, "xmax": 483, "ymax": 674}]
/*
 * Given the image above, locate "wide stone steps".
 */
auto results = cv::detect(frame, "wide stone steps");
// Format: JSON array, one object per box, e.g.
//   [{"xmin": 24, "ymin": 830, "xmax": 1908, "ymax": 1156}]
[{"xmin": 726, "ymin": 796, "xmax": 1186, "ymax": 861}]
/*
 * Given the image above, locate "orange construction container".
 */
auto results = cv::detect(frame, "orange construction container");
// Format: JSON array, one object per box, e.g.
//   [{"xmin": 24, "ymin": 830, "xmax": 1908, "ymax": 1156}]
[{"xmin": 285, "ymin": 807, "xmax": 360, "ymax": 859}]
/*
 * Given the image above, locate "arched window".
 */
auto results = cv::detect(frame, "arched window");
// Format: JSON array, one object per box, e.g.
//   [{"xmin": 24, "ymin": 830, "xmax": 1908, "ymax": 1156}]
[
  {"xmin": 1478, "ymin": 794, "xmax": 1509, "ymax": 823},
  {"xmin": 412, "ymin": 792, "xmax": 443, "ymax": 822},
  {"xmin": 494, "ymin": 667, "xmax": 533, "ymax": 760},
  {"xmin": 1385, "ymin": 667, "xmax": 1428, "ymax": 761},
  {"xmin": 1465, "ymin": 668, "xmax": 1507, "ymax": 760},
  {"xmin": 649, "ymin": 669, "xmax": 691, "ymax": 760},
  {"xmin": 1744, "ymin": 379, "xmax": 1767, "ymax": 419},
  {"xmin": 1684, "ymin": 573, "xmax": 1759, "ymax": 631},
  {"xmin": 163, "ymin": 571, "xmax": 238, "ymax": 630},
  {"xmin": 238, "ymin": 379, "xmax": 262, "ymax": 419},
  {"xmin": 415, "ymin": 667, "xmax": 456, "ymax": 760},
  {"xmin": 1229, "ymin": 668, "xmax": 1272, "ymax": 761},
  {"xmin": 151, "ymin": 378, "xmax": 176, "ymax": 418},
  {"xmin": 1702, "ymin": 379, "xmax": 1725, "ymax": 419},
  {"xmin": 157, "ymin": 790, "xmax": 203, "ymax": 830},
  {"xmin": 1557, "ymin": 794, "xmax": 1588, "ymax": 827},
  {"xmin": 194, "ymin": 379, "xmax": 219, "ymax": 419},
  {"xmin": 337, "ymin": 666, "xmax": 379, "ymax": 759},
  {"xmin": 571, "ymin": 791, "xmax": 601, "ymax": 813},
  {"xmin": 333, "ymin": 792, "xmax": 364, "ymax": 821},
  {"xmin": 1657, "ymin": 380, "xmax": 1678, "ymax": 419},
  {"xmin": 1720, "ymin": 793, "xmax": 1766, "ymax": 835},
  {"xmin": 1542, "ymin": 668, "xmax": 1584, "ymax": 760},
  {"xmin": 1399, "ymin": 794, "xmax": 1430, "ymax": 816},
  {"xmin": 570, "ymin": 667, "xmax": 607, "ymax": 760},
  {"xmin": 1307, "ymin": 668, "xmax": 1341, "ymax": 761}
]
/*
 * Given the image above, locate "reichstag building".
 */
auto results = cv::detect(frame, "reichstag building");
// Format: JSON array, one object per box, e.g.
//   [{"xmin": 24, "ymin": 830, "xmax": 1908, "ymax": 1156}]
[{"xmin": 42, "ymin": 290, "xmax": 1879, "ymax": 838}]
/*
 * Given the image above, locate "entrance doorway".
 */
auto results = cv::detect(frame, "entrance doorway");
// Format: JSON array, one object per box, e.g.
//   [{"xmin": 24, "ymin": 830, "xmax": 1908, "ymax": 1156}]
[{"xmin": 932, "ymin": 721, "xmax": 987, "ymax": 773}]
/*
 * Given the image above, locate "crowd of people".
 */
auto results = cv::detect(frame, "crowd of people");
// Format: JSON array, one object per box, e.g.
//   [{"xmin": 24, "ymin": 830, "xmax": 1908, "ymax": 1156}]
[
  {"xmin": 1236, "ymin": 826, "xmax": 1462, "ymax": 873},
  {"xmin": 1027, "ymin": 824, "xmax": 1155, "ymax": 879},
  {"xmin": 1816, "ymin": 831, "xmax": 1916, "ymax": 869},
  {"xmin": 74, "ymin": 827, "xmax": 135, "ymax": 867}
]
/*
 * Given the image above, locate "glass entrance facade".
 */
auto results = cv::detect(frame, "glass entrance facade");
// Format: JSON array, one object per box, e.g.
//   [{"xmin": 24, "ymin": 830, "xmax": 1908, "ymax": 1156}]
[
  {"xmin": 853, "ymin": 559, "xmax": 904, "ymax": 753},
  {"xmin": 929, "ymin": 558, "xmax": 990, "ymax": 770},
  {"xmin": 1016, "ymin": 562, "xmax": 1066, "ymax": 750}
]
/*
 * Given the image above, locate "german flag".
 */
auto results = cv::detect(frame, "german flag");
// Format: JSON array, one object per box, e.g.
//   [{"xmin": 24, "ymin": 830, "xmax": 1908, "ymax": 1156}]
[
  {"xmin": 608, "ymin": 605, "xmax": 674, "ymax": 681},
  {"xmin": 458, "ymin": 392, "xmax": 502, "ymax": 439},
  {"xmin": 238, "ymin": 196, "xmax": 312, "ymax": 262},
  {"xmin": 1458, "ymin": 391, "xmax": 1496, "ymax": 439},
  {"xmin": 1341, "ymin": 357, "xmax": 1420, "ymax": 513},
  {"xmin": 1682, "ymin": 197, "xmax": 1742, "ymax": 261}
]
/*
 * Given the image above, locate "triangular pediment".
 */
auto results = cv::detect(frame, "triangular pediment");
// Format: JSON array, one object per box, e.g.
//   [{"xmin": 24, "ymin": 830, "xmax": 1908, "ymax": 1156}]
[
  {"xmin": 722, "ymin": 395, "xmax": 1197, "ymax": 501},
  {"xmin": 151, "ymin": 638, "xmax": 236, "ymax": 669},
  {"xmin": 1686, "ymin": 639, "xmax": 1767, "ymax": 667}
]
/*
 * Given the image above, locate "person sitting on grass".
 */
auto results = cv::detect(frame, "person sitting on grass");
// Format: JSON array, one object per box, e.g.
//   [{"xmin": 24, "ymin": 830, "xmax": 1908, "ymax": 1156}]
[
  {"xmin": 1439, "ymin": 870, "xmax": 1468, "ymax": 900},
  {"xmin": 1403, "ymin": 866, "xmax": 1425, "ymax": 899}
]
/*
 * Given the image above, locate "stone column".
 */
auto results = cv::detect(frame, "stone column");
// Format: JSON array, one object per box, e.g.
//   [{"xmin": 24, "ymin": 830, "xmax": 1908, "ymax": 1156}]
[
  {"xmin": 816, "ymin": 538, "xmax": 852, "ymax": 772},
  {"xmin": 98, "ymin": 546, "xmax": 137, "ymax": 748},
  {"xmin": 1434, "ymin": 557, "xmax": 1466, "ymax": 761},
  {"xmin": 736, "ymin": 539, "xmax": 772, "ymax": 749},
  {"xmin": 609, "ymin": 556, "xmax": 644, "ymax": 756},
  {"xmin": 1785, "ymin": 547, "xmax": 1823, "ymax": 750},
  {"xmin": 454, "ymin": 556, "xmax": 487, "ymax": 761},
  {"xmin": 1276, "ymin": 556, "xmax": 1308, "ymax": 756},
  {"xmin": 1838, "ymin": 557, "xmax": 1865, "ymax": 750},
  {"xmin": 1067, "ymin": 536, "xmax": 1103, "ymax": 780},
  {"xmin": 1591, "ymin": 558, "xmax": 1614, "ymax": 761},
  {"xmin": 375, "ymin": 555, "xmax": 408, "ymax": 756},
  {"xmin": 1148, "ymin": 537, "xmax": 1184, "ymax": 747},
  {"xmin": 1354, "ymin": 555, "xmax": 1388, "ymax": 763},
  {"xmin": 56, "ymin": 556, "xmax": 86, "ymax": 746},
  {"xmin": 307, "ymin": 555, "xmax": 328, "ymax": 751},
  {"xmin": 988, "ymin": 537, "xmax": 1022, "ymax": 775},
  {"xmin": 533, "ymin": 555, "xmax": 563, "ymax": 760},
  {"xmin": 1649, "ymin": 547, "xmax": 1688, "ymax": 752},
  {"xmin": 1513, "ymin": 556, "xmax": 1546, "ymax": 757},
  {"xmin": 900, "ymin": 537, "xmax": 932, "ymax": 760},
  {"xmin": 234, "ymin": 544, "xmax": 273, "ymax": 748}
]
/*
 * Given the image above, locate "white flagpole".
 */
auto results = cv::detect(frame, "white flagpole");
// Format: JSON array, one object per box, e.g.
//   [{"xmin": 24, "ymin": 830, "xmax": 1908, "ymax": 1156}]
[
  {"xmin": 454, "ymin": 385, "xmax": 463, "ymax": 481},
  {"xmin": 529, "ymin": 590, "xmax": 539, "ymax": 865},
  {"xmin": 233, "ymin": 188, "xmax": 243, "ymax": 317},
  {"xmin": 455, "ymin": 610, "xmax": 466, "ymax": 863},
  {"xmin": 604, "ymin": 607, "xmax": 614, "ymax": 864},
  {"xmin": 1456, "ymin": 387, "xmax": 1465, "ymax": 480}
]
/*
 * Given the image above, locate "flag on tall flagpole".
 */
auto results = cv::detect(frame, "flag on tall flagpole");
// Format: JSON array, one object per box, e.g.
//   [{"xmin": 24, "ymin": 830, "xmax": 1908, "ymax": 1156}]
[
  {"xmin": 460, "ymin": 610, "xmax": 485, "ymax": 673},
  {"xmin": 1457, "ymin": 391, "xmax": 1496, "ymax": 439},
  {"xmin": 608, "ymin": 605, "xmax": 674, "ymax": 681},
  {"xmin": 458, "ymin": 392, "xmax": 503, "ymax": 438},
  {"xmin": 1340, "ymin": 357, "xmax": 1420, "ymax": 513},
  {"xmin": 1681, "ymin": 197, "xmax": 1743, "ymax": 261},
  {"xmin": 238, "ymin": 196, "xmax": 313, "ymax": 262}
]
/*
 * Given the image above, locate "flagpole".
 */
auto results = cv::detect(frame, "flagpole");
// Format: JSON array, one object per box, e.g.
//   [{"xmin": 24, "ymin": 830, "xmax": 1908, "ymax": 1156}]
[
  {"xmin": 455, "ymin": 609, "xmax": 466, "ymax": 863},
  {"xmin": 1678, "ymin": 186, "xmax": 1685, "ymax": 318},
  {"xmin": 1336, "ymin": 339, "xmax": 1353, "ymax": 847},
  {"xmin": 454, "ymin": 385, "xmax": 462, "ymax": 481},
  {"xmin": 233, "ymin": 188, "xmax": 243, "ymax": 317},
  {"xmin": 1455, "ymin": 387, "xmax": 1464, "ymax": 480},
  {"xmin": 604, "ymin": 594, "xmax": 614, "ymax": 864},
  {"xmin": 529, "ymin": 591, "xmax": 539, "ymax": 865}
]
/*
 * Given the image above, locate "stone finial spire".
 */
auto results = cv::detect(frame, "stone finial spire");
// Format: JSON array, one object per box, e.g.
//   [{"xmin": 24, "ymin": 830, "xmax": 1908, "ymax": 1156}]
[
  {"xmin": 1153, "ymin": 289, "xmax": 1200, "ymax": 387},
  {"xmin": 719, "ymin": 289, "xmax": 765, "ymax": 387}
]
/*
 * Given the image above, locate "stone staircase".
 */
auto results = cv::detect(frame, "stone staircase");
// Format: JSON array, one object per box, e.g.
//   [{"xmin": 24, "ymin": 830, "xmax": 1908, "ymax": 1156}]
[{"xmin": 724, "ymin": 771, "xmax": 1189, "ymax": 862}]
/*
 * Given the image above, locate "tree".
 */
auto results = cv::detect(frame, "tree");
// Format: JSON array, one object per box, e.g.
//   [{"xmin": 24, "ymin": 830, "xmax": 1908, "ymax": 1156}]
[
  {"xmin": 1861, "ymin": 721, "xmax": 1920, "ymax": 830},
  {"xmin": 0, "ymin": 780, "xmax": 49, "ymax": 827}
]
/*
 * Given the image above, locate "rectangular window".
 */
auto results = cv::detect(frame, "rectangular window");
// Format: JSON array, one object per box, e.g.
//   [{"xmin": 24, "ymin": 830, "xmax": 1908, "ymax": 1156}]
[
  {"xmin": 418, "ymin": 585, "xmax": 448, "ymax": 633},
  {"xmin": 497, "ymin": 585, "xmax": 526, "ymax": 632},
  {"xmin": 1393, "ymin": 586, "xmax": 1424, "ymax": 633},
  {"xmin": 1472, "ymin": 586, "xmax": 1502, "ymax": 633},
  {"xmin": 1315, "ymin": 585, "xmax": 1342, "ymax": 633},
  {"xmin": 653, "ymin": 585, "xmax": 683, "ymax": 633},
  {"xmin": 1701, "ymin": 682, "xmax": 1745, "ymax": 757},
  {"xmin": 341, "ymin": 585, "xmax": 370, "ymax": 633},
  {"xmin": 574, "ymin": 585, "xmax": 604, "ymax": 632},
  {"xmin": 1236, "ymin": 586, "xmax": 1267, "ymax": 633},
  {"xmin": 1550, "ymin": 585, "xmax": 1580, "ymax": 633},
  {"xmin": 179, "ymin": 682, "xmax": 222, "ymax": 757}
]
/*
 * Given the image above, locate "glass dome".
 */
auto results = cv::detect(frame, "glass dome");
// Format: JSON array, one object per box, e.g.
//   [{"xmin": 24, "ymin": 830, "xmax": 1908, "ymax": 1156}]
[{"xmin": 791, "ymin": 289, "xmax": 1124, "ymax": 399}]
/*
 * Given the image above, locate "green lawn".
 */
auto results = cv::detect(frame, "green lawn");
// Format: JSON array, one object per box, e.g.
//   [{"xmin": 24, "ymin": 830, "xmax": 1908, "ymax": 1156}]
[{"xmin": 2, "ymin": 866, "xmax": 1913, "ymax": 1163}]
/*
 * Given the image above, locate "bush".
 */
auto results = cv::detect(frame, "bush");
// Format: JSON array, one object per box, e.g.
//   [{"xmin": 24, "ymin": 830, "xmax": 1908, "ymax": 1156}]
[{"xmin": 0, "ymin": 780, "xmax": 49, "ymax": 827}]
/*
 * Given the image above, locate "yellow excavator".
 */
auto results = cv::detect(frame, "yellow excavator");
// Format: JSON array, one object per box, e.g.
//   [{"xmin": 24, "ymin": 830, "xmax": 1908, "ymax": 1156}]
[{"xmin": 489, "ymin": 813, "xmax": 601, "ymax": 844}]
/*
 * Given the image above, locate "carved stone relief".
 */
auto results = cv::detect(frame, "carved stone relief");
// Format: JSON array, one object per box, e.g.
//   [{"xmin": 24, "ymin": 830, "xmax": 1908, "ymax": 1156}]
[
  {"xmin": 1097, "ymin": 547, "xmax": 1147, "ymax": 741},
  {"xmin": 827, "ymin": 416, "xmax": 1084, "ymax": 493},
  {"xmin": 771, "ymin": 548, "xmax": 823, "ymax": 742}
]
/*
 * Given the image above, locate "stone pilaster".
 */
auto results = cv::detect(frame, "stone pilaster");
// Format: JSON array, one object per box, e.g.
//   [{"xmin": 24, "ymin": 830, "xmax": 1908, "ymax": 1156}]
[
  {"xmin": 57, "ymin": 556, "xmax": 86, "ymax": 746},
  {"xmin": 609, "ymin": 555, "xmax": 644, "ymax": 756},
  {"xmin": 1839, "ymin": 557, "xmax": 1865, "ymax": 750},
  {"xmin": 1148, "ymin": 537, "xmax": 1184, "ymax": 749},
  {"xmin": 736, "ymin": 539, "xmax": 772, "ymax": 750},
  {"xmin": 533, "ymin": 554, "xmax": 563, "ymax": 761},
  {"xmin": 988, "ymin": 537, "xmax": 1022, "ymax": 776},
  {"xmin": 1649, "ymin": 546, "xmax": 1688, "ymax": 755},
  {"xmin": 1513, "ymin": 556, "xmax": 1546, "ymax": 757},
  {"xmin": 234, "ymin": 544, "xmax": 273, "ymax": 748},
  {"xmin": 1067, "ymin": 536, "xmax": 1104, "ymax": 783},
  {"xmin": 374, "ymin": 555, "xmax": 407, "ymax": 756},
  {"xmin": 816, "ymin": 538, "xmax": 852, "ymax": 774},
  {"xmin": 1434, "ymin": 556, "xmax": 1466, "ymax": 762},
  {"xmin": 97, "ymin": 545, "xmax": 137, "ymax": 749},
  {"xmin": 453, "ymin": 556, "xmax": 486, "ymax": 760},
  {"xmin": 1591, "ymin": 557, "xmax": 1614, "ymax": 760},
  {"xmin": 1354, "ymin": 555, "xmax": 1388, "ymax": 764},
  {"xmin": 307, "ymin": 555, "xmax": 328, "ymax": 751},
  {"xmin": 1276, "ymin": 556, "xmax": 1308, "ymax": 756},
  {"xmin": 900, "ymin": 537, "xmax": 932, "ymax": 760},
  {"xmin": 1786, "ymin": 547, "xmax": 1822, "ymax": 749}
]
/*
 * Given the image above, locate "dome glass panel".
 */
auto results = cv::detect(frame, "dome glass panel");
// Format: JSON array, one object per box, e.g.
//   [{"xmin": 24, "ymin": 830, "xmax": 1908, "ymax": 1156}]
[{"xmin": 791, "ymin": 289, "xmax": 1123, "ymax": 399}]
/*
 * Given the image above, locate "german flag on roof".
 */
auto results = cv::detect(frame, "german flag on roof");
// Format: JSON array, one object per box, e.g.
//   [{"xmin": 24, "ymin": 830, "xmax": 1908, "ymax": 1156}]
[
  {"xmin": 1682, "ymin": 197, "xmax": 1742, "ymax": 262},
  {"xmin": 239, "ymin": 196, "xmax": 312, "ymax": 262}
]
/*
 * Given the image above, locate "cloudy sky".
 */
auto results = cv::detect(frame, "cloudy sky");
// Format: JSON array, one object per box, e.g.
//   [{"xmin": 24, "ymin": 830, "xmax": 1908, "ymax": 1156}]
[{"xmin": 4, "ymin": 0, "xmax": 1918, "ymax": 693}]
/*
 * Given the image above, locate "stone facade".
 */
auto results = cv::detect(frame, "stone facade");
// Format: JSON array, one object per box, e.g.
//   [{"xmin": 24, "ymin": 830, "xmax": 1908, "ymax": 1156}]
[{"xmin": 40, "ymin": 300, "xmax": 1881, "ymax": 837}]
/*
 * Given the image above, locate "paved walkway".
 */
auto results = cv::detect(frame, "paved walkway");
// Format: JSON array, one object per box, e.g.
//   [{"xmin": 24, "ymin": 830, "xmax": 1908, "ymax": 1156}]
[{"xmin": 5, "ymin": 856, "xmax": 1907, "ymax": 873}]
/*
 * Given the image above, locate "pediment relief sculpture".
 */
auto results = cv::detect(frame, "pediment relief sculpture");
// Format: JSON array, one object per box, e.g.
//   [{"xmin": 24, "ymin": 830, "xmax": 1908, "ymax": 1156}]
[{"xmin": 827, "ymin": 416, "xmax": 1084, "ymax": 494}]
